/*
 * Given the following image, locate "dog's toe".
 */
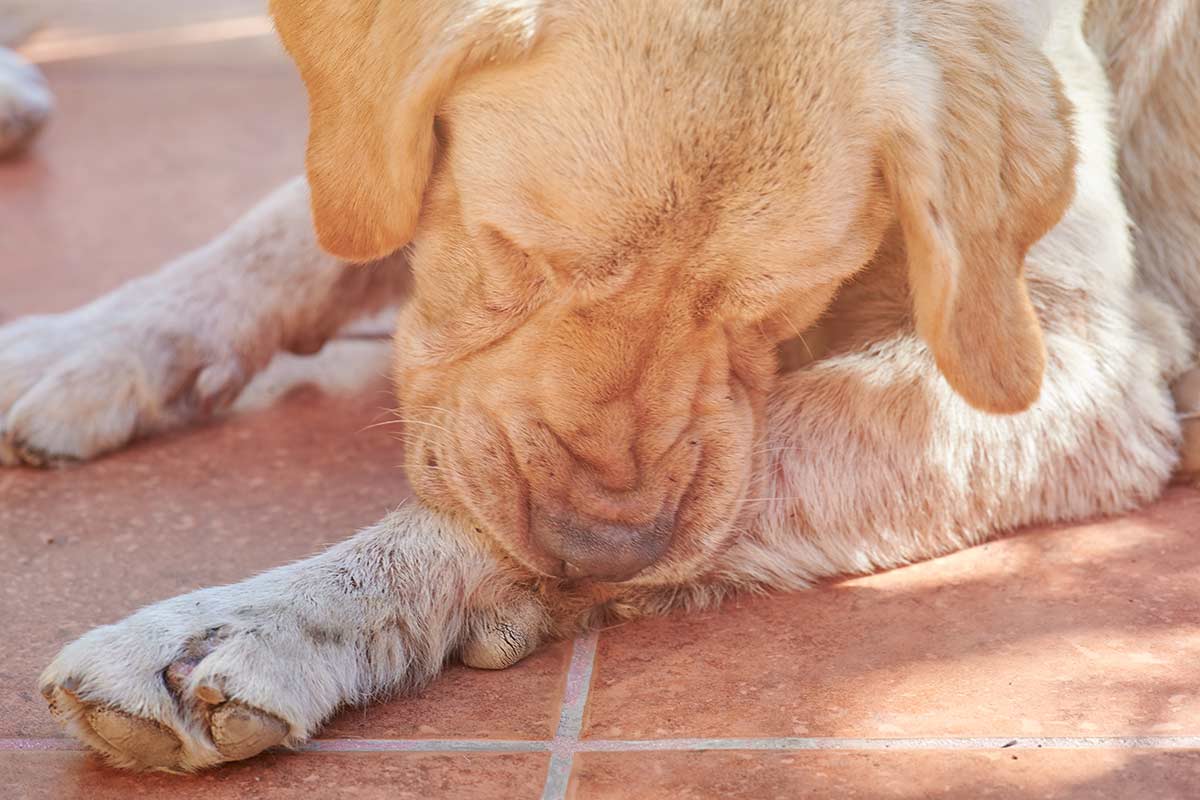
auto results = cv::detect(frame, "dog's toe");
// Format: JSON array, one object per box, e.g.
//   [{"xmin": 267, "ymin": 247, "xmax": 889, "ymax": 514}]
[
  {"xmin": 461, "ymin": 596, "xmax": 545, "ymax": 671},
  {"xmin": 42, "ymin": 680, "xmax": 186, "ymax": 771},
  {"xmin": 85, "ymin": 708, "xmax": 183, "ymax": 770},
  {"xmin": 207, "ymin": 701, "xmax": 290, "ymax": 761}
]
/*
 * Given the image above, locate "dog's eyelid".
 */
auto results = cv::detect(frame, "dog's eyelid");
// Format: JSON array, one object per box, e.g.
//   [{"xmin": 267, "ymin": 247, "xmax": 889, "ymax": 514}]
[{"xmin": 432, "ymin": 115, "xmax": 453, "ymax": 152}]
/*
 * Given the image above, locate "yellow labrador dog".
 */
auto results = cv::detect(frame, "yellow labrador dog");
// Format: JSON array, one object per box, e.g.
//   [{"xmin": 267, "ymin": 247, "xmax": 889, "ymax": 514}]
[{"xmin": 7, "ymin": 0, "xmax": 1198, "ymax": 772}]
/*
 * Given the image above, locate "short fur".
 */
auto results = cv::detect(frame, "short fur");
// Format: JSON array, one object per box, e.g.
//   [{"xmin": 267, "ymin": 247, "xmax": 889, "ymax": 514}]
[{"xmin": 4, "ymin": 0, "xmax": 1197, "ymax": 771}]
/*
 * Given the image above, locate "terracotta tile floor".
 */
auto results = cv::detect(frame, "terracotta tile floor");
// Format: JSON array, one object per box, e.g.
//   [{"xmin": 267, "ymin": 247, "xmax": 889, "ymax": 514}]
[{"xmin": 2, "ymin": 3, "xmax": 1199, "ymax": 798}]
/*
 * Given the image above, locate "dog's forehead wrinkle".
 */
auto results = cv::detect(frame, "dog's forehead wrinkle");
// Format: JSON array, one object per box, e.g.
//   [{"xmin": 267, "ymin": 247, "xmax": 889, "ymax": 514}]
[{"xmin": 446, "ymin": 0, "xmax": 885, "ymax": 268}]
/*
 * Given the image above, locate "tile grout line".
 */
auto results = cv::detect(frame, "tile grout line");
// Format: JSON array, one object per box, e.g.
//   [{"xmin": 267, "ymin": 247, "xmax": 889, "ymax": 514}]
[
  {"xmin": 304, "ymin": 739, "xmax": 550, "ymax": 753},
  {"xmin": 5, "ymin": 734, "xmax": 1200, "ymax": 755},
  {"xmin": 540, "ymin": 631, "xmax": 601, "ymax": 800},
  {"xmin": 0, "ymin": 739, "xmax": 86, "ymax": 752},
  {"xmin": 300, "ymin": 735, "xmax": 1200, "ymax": 753},
  {"xmin": 568, "ymin": 735, "xmax": 1200, "ymax": 751}
]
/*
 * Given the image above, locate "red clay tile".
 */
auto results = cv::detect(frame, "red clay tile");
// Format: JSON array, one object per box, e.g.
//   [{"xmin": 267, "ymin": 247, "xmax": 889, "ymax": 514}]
[
  {"xmin": 322, "ymin": 641, "xmax": 571, "ymax": 741},
  {"xmin": 5, "ymin": 750, "xmax": 548, "ymax": 800},
  {"xmin": 1, "ymin": 37, "xmax": 305, "ymax": 316},
  {"xmin": 567, "ymin": 749, "xmax": 1200, "ymax": 800},
  {"xmin": 31, "ymin": 0, "xmax": 268, "ymax": 38},
  {"xmin": 584, "ymin": 488, "xmax": 1200, "ymax": 740}
]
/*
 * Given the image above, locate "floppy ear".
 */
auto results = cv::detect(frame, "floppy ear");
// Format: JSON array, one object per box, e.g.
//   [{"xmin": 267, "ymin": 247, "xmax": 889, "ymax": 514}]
[
  {"xmin": 881, "ymin": 4, "xmax": 1077, "ymax": 414},
  {"xmin": 270, "ymin": 0, "xmax": 542, "ymax": 261}
]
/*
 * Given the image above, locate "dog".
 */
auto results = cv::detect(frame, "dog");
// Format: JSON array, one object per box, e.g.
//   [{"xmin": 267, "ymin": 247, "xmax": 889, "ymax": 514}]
[{"xmin": 4, "ymin": 0, "xmax": 1197, "ymax": 772}]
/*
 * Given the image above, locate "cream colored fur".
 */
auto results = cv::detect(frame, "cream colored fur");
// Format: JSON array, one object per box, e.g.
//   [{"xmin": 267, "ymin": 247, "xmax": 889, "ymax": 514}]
[
  {"xmin": 0, "ymin": 179, "xmax": 408, "ymax": 466},
  {"xmin": 1085, "ymin": 0, "xmax": 1200, "ymax": 474},
  {"xmin": 7, "ymin": 0, "xmax": 1198, "ymax": 772}
]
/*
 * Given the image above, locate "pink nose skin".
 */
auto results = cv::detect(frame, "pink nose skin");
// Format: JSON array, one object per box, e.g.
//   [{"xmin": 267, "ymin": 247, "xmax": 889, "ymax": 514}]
[{"xmin": 530, "ymin": 515, "xmax": 673, "ymax": 582}]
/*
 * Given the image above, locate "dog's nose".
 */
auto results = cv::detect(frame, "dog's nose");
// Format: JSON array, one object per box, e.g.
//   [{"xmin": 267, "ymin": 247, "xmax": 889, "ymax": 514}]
[{"xmin": 531, "ymin": 516, "xmax": 671, "ymax": 582}]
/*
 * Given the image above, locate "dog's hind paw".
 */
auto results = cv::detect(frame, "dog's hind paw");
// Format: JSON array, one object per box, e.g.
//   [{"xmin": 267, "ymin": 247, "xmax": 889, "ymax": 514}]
[
  {"xmin": 0, "ymin": 300, "xmax": 251, "ymax": 468},
  {"xmin": 0, "ymin": 46, "xmax": 51, "ymax": 157}
]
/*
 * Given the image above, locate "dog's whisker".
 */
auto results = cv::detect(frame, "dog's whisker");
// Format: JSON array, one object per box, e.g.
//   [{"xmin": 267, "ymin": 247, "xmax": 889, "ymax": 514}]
[
  {"xmin": 796, "ymin": 333, "xmax": 815, "ymax": 361},
  {"xmin": 357, "ymin": 418, "xmax": 407, "ymax": 433},
  {"xmin": 362, "ymin": 411, "xmax": 467, "ymax": 432},
  {"xmin": 392, "ymin": 416, "xmax": 490, "ymax": 441},
  {"xmin": 389, "ymin": 418, "xmax": 463, "ymax": 438},
  {"xmin": 387, "ymin": 433, "xmax": 437, "ymax": 452},
  {"xmin": 781, "ymin": 315, "xmax": 817, "ymax": 362},
  {"xmin": 404, "ymin": 403, "xmax": 465, "ymax": 419},
  {"xmin": 406, "ymin": 463, "xmax": 473, "ymax": 483},
  {"xmin": 740, "ymin": 497, "xmax": 805, "ymax": 504},
  {"xmin": 370, "ymin": 405, "xmax": 404, "ymax": 420},
  {"xmin": 386, "ymin": 428, "xmax": 491, "ymax": 455}
]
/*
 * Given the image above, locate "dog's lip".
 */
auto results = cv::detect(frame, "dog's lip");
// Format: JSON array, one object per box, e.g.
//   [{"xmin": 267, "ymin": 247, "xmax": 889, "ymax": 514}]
[
  {"xmin": 503, "ymin": 549, "xmax": 652, "ymax": 584},
  {"xmin": 513, "ymin": 441, "xmax": 755, "ymax": 584},
  {"xmin": 426, "ymin": 402, "xmax": 756, "ymax": 584},
  {"xmin": 558, "ymin": 558, "xmax": 649, "ymax": 584},
  {"xmin": 510, "ymin": 553, "xmax": 632, "ymax": 582}
]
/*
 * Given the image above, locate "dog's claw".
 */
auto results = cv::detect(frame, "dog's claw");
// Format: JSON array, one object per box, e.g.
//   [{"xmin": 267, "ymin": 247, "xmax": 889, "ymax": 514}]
[{"xmin": 194, "ymin": 684, "xmax": 226, "ymax": 705}]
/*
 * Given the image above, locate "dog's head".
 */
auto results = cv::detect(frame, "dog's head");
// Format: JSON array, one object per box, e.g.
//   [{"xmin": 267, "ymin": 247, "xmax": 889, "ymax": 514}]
[{"xmin": 271, "ymin": 0, "xmax": 1075, "ymax": 585}]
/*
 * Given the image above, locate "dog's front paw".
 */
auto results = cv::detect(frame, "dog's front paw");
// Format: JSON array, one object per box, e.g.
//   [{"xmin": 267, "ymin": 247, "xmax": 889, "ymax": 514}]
[
  {"xmin": 0, "ymin": 47, "xmax": 51, "ymax": 157},
  {"xmin": 0, "ymin": 302, "xmax": 247, "ymax": 466},
  {"xmin": 39, "ymin": 583, "xmax": 348, "ymax": 771},
  {"xmin": 39, "ymin": 505, "xmax": 565, "ymax": 771}
]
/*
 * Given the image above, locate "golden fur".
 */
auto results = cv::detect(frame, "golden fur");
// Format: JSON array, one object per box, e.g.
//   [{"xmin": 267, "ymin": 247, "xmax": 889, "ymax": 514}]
[{"xmin": 279, "ymin": 0, "xmax": 1080, "ymax": 585}]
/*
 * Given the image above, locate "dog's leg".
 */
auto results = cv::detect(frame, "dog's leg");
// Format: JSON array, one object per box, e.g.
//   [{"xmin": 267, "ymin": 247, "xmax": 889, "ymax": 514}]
[
  {"xmin": 40, "ymin": 502, "xmax": 556, "ymax": 771},
  {"xmin": 0, "ymin": 177, "xmax": 410, "ymax": 466}
]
